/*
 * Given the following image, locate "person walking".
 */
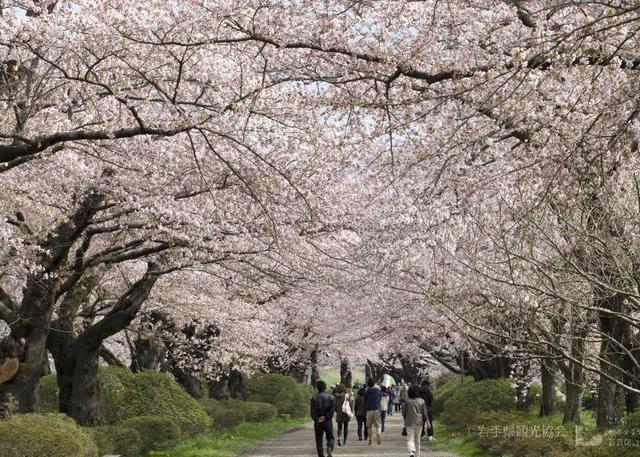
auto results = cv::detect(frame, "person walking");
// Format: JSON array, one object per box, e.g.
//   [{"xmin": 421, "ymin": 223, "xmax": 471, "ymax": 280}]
[
  {"xmin": 380, "ymin": 385, "xmax": 390, "ymax": 432},
  {"xmin": 354, "ymin": 386, "xmax": 368, "ymax": 441},
  {"xmin": 387, "ymin": 384, "xmax": 394, "ymax": 416},
  {"xmin": 333, "ymin": 384, "xmax": 353, "ymax": 446},
  {"xmin": 364, "ymin": 379, "xmax": 383, "ymax": 445},
  {"xmin": 400, "ymin": 382, "xmax": 409, "ymax": 412},
  {"xmin": 403, "ymin": 385, "xmax": 430, "ymax": 457},
  {"xmin": 418, "ymin": 380, "xmax": 435, "ymax": 441},
  {"xmin": 311, "ymin": 380, "xmax": 336, "ymax": 457},
  {"xmin": 392, "ymin": 384, "xmax": 401, "ymax": 413}
]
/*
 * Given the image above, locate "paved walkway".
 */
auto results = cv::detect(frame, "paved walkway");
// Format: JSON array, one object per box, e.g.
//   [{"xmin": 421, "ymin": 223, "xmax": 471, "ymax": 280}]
[{"xmin": 241, "ymin": 413, "xmax": 458, "ymax": 457}]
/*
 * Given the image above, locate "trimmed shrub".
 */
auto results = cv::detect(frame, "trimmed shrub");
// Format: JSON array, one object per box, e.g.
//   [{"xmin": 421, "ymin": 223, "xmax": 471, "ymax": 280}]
[
  {"xmin": 38, "ymin": 374, "xmax": 59, "ymax": 413},
  {"xmin": 90, "ymin": 424, "xmax": 143, "ymax": 457},
  {"xmin": 200, "ymin": 398, "xmax": 245, "ymax": 428},
  {"xmin": 100, "ymin": 366, "xmax": 211, "ymax": 436},
  {"xmin": 432, "ymin": 376, "xmax": 474, "ymax": 416},
  {"xmin": 222, "ymin": 399, "xmax": 278, "ymax": 422},
  {"xmin": 121, "ymin": 415, "xmax": 181, "ymax": 455},
  {"xmin": 442, "ymin": 378, "xmax": 517, "ymax": 429},
  {"xmin": 248, "ymin": 373, "xmax": 313, "ymax": 417},
  {"xmin": 0, "ymin": 413, "xmax": 98, "ymax": 457}
]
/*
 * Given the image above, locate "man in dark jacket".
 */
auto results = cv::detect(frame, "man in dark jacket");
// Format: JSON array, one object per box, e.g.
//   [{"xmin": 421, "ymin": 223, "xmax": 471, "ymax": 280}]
[
  {"xmin": 418, "ymin": 379, "xmax": 434, "ymax": 440},
  {"xmin": 363, "ymin": 378, "xmax": 383, "ymax": 445},
  {"xmin": 311, "ymin": 380, "xmax": 336, "ymax": 457}
]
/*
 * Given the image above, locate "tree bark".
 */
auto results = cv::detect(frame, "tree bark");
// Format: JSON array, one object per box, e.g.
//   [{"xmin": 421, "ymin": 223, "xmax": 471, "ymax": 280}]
[
  {"xmin": 540, "ymin": 362, "xmax": 556, "ymax": 417},
  {"xmin": 47, "ymin": 264, "xmax": 160, "ymax": 425},
  {"xmin": 55, "ymin": 343, "xmax": 102, "ymax": 425},
  {"xmin": 209, "ymin": 374, "xmax": 230, "ymax": 400},
  {"xmin": 229, "ymin": 369, "xmax": 248, "ymax": 400},
  {"xmin": 340, "ymin": 357, "xmax": 352, "ymax": 387},
  {"xmin": 596, "ymin": 294, "xmax": 629, "ymax": 428}
]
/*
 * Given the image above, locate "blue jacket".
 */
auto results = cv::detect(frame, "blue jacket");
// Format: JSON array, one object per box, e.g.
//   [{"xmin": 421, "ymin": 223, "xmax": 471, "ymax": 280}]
[{"xmin": 364, "ymin": 387, "xmax": 382, "ymax": 411}]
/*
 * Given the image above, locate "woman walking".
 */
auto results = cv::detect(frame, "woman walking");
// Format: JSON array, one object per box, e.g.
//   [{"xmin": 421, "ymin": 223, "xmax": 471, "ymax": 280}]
[
  {"xmin": 334, "ymin": 384, "xmax": 353, "ymax": 446},
  {"xmin": 403, "ymin": 385, "xmax": 430, "ymax": 457},
  {"xmin": 380, "ymin": 385, "xmax": 390, "ymax": 432}
]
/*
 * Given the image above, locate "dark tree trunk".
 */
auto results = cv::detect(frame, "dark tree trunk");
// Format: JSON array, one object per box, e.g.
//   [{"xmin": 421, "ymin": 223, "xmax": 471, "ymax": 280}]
[
  {"xmin": 540, "ymin": 362, "xmax": 556, "ymax": 417},
  {"xmin": 1, "ymin": 192, "xmax": 105, "ymax": 414},
  {"xmin": 209, "ymin": 375, "xmax": 230, "ymax": 400},
  {"xmin": 229, "ymin": 370, "xmax": 248, "ymax": 400},
  {"xmin": 564, "ymin": 378, "xmax": 582, "ymax": 424},
  {"xmin": 340, "ymin": 357, "xmax": 352, "ymax": 387},
  {"xmin": 596, "ymin": 294, "xmax": 629, "ymax": 428},
  {"xmin": 55, "ymin": 343, "xmax": 102, "ymax": 425},
  {"xmin": 131, "ymin": 332, "xmax": 165, "ymax": 371},
  {"xmin": 365, "ymin": 360, "xmax": 385, "ymax": 384},
  {"xmin": 173, "ymin": 369, "xmax": 208, "ymax": 399},
  {"xmin": 310, "ymin": 349, "xmax": 320, "ymax": 387},
  {"xmin": 1, "ymin": 280, "xmax": 58, "ymax": 413},
  {"xmin": 468, "ymin": 354, "xmax": 511, "ymax": 381},
  {"xmin": 47, "ymin": 264, "xmax": 160, "ymax": 425}
]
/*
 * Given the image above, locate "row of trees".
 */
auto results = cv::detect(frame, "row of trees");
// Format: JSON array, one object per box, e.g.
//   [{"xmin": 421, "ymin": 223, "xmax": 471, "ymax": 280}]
[{"xmin": 1, "ymin": 0, "xmax": 640, "ymax": 430}]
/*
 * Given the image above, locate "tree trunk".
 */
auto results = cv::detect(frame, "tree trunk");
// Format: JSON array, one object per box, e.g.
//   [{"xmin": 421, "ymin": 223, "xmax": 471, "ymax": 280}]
[
  {"xmin": 540, "ymin": 362, "xmax": 556, "ymax": 417},
  {"xmin": 1, "ymin": 281, "xmax": 57, "ymax": 413},
  {"xmin": 596, "ymin": 294, "xmax": 629, "ymax": 428},
  {"xmin": 564, "ymin": 378, "xmax": 582, "ymax": 424},
  {"xmin": 56, "ymin": 343, "xmax": 102, "ymax": 426},
  {"xmin": 229, "ymin": 370, "xmax": 248, "ymax": 400},
  {"xmin": 310, "ymin": 349, "xmax": 320, "ymax": 387},
  {"xmin": 173, "ymin": 369, "xmax": 208, "ymax": 399},
  {"xmin": 131, "ymin": 332, "xmax": 165, "ymax": 371},
  {"xmin": 209, "ymin": 375, "xmax": 229, "ymax": 400},
  {"xmin": 340, "ymin": 357, "xmax": 352, "ymax": 387},
  {"xmin": 47, "ymin": 264, "xmax": 160, "ymax": 425}
]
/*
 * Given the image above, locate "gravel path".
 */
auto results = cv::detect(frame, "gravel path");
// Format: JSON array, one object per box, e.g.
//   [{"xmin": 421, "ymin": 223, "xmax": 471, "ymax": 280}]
[{"xmin": 240, "ymin": 412, "xmax": 459, "ymax": 457}]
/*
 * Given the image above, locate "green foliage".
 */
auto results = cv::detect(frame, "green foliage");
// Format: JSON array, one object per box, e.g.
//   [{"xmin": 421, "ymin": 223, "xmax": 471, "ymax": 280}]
[
  {"xmin": 199, "ymin": 398, "xmax": 245, "ymax": 429},
  {"xmin": 90, "ymin": 424, "xmax": 143, "ymax": 457},
  {"xmin": 222, "ymin": 399, "xmax": 278, "ymax": 422},
  {"xmin": 432, "ymin": 376, "xmax": 474, "ymax": 416},
  {"xmin": 38, "ymin": 374, "xmax": 59, "ymax": 413},
  {"xmin": 121, "ymin": 415, "xmax": 181, "ymax": 455},
  {"xmin": 526, "ymin": 383, "xmax": 543, "ymax": 408},
  {"xmin": 155, "ymin": 417, "xmax": 308, "ymax": 457},
  {"xmin": 442, "ymin": 378, "xmax": 517, "ymax": 430},
  {"xmin": 100, "ymin": 367, "xmax": 211, "ymax": 436},
  {"xmin": 0, "ymin": 413, "xmax": 98, "ymax": 457},
  {"xmin": 248, "ymin": 373, "xmax": 313, "ymax": 417}
]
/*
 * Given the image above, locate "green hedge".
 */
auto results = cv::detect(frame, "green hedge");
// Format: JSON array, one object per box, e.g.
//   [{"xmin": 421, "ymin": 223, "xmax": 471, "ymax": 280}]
[
  {"xmin": 200, "ymin": 398, "xmax": 245, "ymax": 429},
  {"xmin": 38, "ymin": 374, "xmax": 59, "ymax": 413},
  {"xmin": 100, "ymin": 367, "xmax": 211, "ymax": 436},
  {"xmin": 222, "ymin": 399, "xmax": 278, "ymax": 422},
  {"xmin": 121, "ymin": 415, "xmax": 181, "ymax": 455},
  {"xmin": 0, "ymin": 413, "xmax": 98, "ymax": 457},
  {"xmin": 442, "ymin": 378, "xmax": 517, "ymax": 429},
  {"xmin": 248, "ymin": 373, "xmax": 313, "ymax": 417},
  {"xmin": 90, "ymin": 424, "xmax": 143, "ymax": 457},
  {"xmin": 432, "ymin": 377, "xmax": 474, "ymax": 416}
]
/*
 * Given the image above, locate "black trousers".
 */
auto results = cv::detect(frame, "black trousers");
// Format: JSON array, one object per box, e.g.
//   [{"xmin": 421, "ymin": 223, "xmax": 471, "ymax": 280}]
[
  {"xmin": 337, "ymin": 420, "xmax": 349, "ymax": 443},
  {"xmin": 421, "ymin": 407, "xmax": 434, "ymax": 437},
  {"xmin": 394, "ymin": 402, "xmax": 401, "ymax": 412},
  {"xmin": 356, "ymin": 416, "xmax": 368, "ymax": 440},
  {"xmin": 314, "ymin": 420, "xmax": 335, "ymax": 457},
  {"xmin": 381, "ymin": 410, "xmax": 387, "ymax": 432}
]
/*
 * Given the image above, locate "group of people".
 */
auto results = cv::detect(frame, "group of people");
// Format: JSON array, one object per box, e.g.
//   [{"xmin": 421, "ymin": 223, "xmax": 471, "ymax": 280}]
[{"xmin": 310, "ymin": 378, "xmax": 434, "ymax": 457}]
